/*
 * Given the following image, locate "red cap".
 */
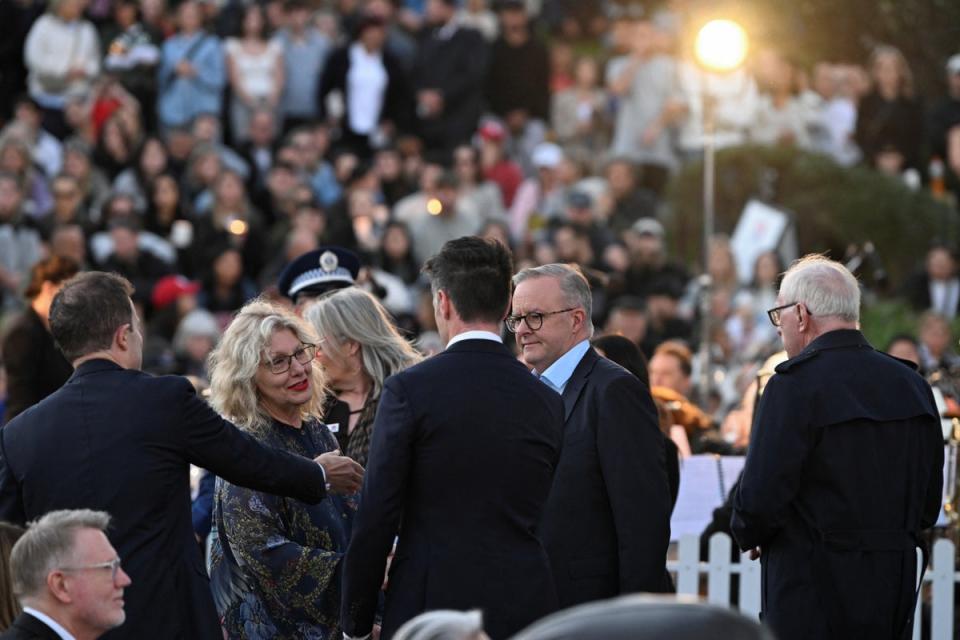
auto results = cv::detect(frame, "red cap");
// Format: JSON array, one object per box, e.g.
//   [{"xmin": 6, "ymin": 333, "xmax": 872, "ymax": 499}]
[
  {"xmin": 152, "ymin": 275, "xmax": 201, "ymax": 310},
  {"xmin": 478, "ymin": 121, "xmax": 506, "ymax": 142}
]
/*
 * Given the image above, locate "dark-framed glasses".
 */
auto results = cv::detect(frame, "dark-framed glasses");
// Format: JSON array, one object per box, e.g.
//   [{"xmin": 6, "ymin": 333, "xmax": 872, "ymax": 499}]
[
  {"xmin": 59, "ymin": 557, "xmax": 123, "ymax": 581},
  {"xmin": 505, "ymin": 307, "xmax": 577, "ymax": 333},
  {"xmin": 767, "ymin": 302, "xmax": 799, "ymax": 327},
  {"xmin": 264, "ymin": 343, "xmax": 316, "ymax": 374}
]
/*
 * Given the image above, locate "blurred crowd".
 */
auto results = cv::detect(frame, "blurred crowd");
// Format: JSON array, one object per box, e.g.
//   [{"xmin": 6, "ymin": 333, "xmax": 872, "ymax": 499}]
[{"xmin": 3, "ymin": 0, "xmax": 960, "ymax": 447}]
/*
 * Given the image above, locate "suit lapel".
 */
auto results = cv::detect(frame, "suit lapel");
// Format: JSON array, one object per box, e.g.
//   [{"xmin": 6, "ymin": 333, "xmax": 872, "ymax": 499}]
[{"xmin": 561, "ymin": 348, "xmax": 598, "ymax": 422}]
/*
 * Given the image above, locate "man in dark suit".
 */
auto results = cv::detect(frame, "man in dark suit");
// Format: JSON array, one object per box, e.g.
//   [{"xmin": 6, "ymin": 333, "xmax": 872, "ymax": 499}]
[
  {"xmin": 411, "ymin": 0, "xmax": 488, "ymax": 152},
  {"xmin": 0, "ymin": 272, "xmax": 364, "ymax": 639},
  {"xmin": 902, "ymin": 244, "xmax": 960, "ymax": 318},
  {"xmin": 731, "ymin": 255, "xmax": 944, "ymax": 640},
  {"xmin": 341, "ymin": 237, "xmax": 564, "ymax": 640},
  {"xmin": 3, "ymin": 509, "xmax": 130, "ymax": 640},
  {"xmin": 510, "ymin": 263, "xmax": 671, "ymax": 607}
]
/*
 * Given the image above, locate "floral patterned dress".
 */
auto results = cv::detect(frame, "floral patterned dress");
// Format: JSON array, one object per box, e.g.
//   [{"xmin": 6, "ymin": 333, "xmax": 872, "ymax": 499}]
[{"xmin": 209, "ymin": 417, "xmax": 356, "ymax": 639}]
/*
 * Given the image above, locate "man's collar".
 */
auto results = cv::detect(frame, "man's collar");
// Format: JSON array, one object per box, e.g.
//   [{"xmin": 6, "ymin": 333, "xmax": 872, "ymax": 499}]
[
  {"xmin": 537, "ymin": 339, "xmax": 591, "ymax": 392},
  {"xmin": 22, "ymin": 607, "xmax": 76, "ymax": 640},
  {"xmin": 446, "ymin": 330, "xmax": 502, "ymax": 349}
]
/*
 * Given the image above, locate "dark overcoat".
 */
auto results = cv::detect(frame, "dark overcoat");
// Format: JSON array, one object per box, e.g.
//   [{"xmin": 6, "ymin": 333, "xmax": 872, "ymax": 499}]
[{"xmin": 732, "ymin": 330, "xmax": 943, "ymax": 640}]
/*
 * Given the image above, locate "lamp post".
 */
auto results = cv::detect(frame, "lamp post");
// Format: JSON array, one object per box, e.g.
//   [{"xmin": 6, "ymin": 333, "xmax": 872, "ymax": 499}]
[{"xmin": 692, "ymin": 19, "xmax": 748, "ymax": 404}]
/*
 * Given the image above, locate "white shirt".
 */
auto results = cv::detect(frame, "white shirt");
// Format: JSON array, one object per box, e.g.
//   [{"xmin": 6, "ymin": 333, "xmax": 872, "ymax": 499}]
[
  {"xmin": 446, "ymin": 330, "xmax": 502, "ymax": 349},
  {"xmin": 22, "ymin": 607, "xmax": 75, "ymax": 640},
  {"xmin": 346, "ymin": 42, "xmax": 388, "ymax": 135},
  {"xmin": 930, "ymin": 278, "xmax": 960, "ymax": 319}
]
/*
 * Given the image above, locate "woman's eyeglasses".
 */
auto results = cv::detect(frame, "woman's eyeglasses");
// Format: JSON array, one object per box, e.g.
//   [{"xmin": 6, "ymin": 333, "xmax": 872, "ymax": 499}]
[{"xmin": 265, "ymin": 343, "xmax": 316, "ymax": 374}]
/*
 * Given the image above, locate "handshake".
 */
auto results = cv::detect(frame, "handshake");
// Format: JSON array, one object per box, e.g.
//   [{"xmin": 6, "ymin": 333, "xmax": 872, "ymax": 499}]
[{"xmin": 315, "ymin": 450, "xmax": 364, "ymax": 495}]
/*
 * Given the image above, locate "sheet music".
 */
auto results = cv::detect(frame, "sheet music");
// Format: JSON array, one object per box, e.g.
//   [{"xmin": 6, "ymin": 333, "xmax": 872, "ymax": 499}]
[
  {"xmin": 719, "ymin": 456, "xmax": 746, "ymax": 497},
  {"xmin": 670, "ymin": 455, "xmax": 725, "ymax": 542}
]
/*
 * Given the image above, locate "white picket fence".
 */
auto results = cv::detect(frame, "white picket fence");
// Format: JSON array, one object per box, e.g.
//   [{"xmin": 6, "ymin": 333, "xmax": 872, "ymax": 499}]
[{"xmin": 668, "ymin": 533, "xmax": 959, "ymax": 640}]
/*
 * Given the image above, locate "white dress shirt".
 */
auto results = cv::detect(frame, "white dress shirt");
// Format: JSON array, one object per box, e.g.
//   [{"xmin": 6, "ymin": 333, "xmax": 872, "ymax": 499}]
[{"xmin": 446, "ymin": 330, "xmax": 503, "ymax": 348}]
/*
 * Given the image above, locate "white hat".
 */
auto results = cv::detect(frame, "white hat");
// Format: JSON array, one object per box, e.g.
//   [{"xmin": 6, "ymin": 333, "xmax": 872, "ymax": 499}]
[
  {"xmin": 532, "ymin": 143, "xmax": 563, "ymax": 169},
  {"xmin": 947, "ymin": 54, "xmax": 960, "ymax": 75}
]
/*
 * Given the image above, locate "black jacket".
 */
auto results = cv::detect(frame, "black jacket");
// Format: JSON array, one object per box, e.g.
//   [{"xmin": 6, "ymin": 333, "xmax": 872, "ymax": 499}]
[
  {"xmin": 539, "ymin": 347, "xmax": 672, "ymax": 607},
  {"xmin": 0, "ymin": 613, "xmax": 61, "ymax": 640},
  {"xmin": 731, "ymin": 330, "xmax": 943, "ymax": 640},
  {"xmin": 484, "ymin": 34, "xmax": 550, "ymax": 121},
  {"xmin": 0, "ymin": 360, "xmax": 328, "ymax": 639},
  {"xmin": 341, "ymin": 339, "xmax": 564, "ymax": 640},
  {"xmin": 411, "ymin": 24, "xmax": 488, "ymax": 151},
  {"xmin": 318, "ymin": 44, "xmax": 413, "ymax": 137},
  {"xmin": 1, "ymin": 307, "xmax": 72, "ymax": 424}
]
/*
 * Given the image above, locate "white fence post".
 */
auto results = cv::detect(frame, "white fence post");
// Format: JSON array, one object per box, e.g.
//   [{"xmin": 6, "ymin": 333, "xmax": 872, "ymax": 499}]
[
  {"xmin": 706, "ymin": 533, "xmax": 732, "ymax": 606},
  {"xmin": 930, "ymin": 539, "xmax": 956, "ymax": 640},
  {"xmin": 738, "ymin": 544, "xmax": 762, "ymax": 621},
  {"xmin": 676, "ymin": 534, "xmax": 700, "ymax": 595},
  {"xmin": 668, "ymin": 533, "xmax": 957, "ymax": 639}
]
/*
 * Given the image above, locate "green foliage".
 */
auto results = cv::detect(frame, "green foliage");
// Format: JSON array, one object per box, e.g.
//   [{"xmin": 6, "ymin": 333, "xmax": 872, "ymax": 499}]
[
  {"xmin": 663, "ymin": 145, "xmax": 958, "ymax": 286},
  {"xmin": 745, "ymin": 0, "xmax": 960, "ymax": 96},
  {"xmin": 859, "ymin": 300, "xmax": 921, "ymax": 349}
]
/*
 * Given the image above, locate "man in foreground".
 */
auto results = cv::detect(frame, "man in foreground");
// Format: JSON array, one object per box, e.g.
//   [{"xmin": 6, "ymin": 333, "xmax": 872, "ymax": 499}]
[
  {"xmin": 731, "ymin": 255, "xmax": 944, "ymax": 640},
  {"xmin": 510, "ymin": 263, "xmax": 671, "ymax": 606},
  {"xmin": 341, "ymin": 237, "xmax": 564, "ymax": 639},
  {"xmin": 3, "ymin": 509, "xmax": 130, "ymax": 640}
]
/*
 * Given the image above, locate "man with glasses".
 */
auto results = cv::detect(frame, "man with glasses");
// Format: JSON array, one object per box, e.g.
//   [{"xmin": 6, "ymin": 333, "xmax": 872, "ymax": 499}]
[
  {"xmin": 510, "ymin": 263, "xmax": 671, "ymax": 606},
  {"xmin": 4, "ymin": 509, "xmax": 130, "ymax": 640},
  {"xmin": 341, "ymin": 237, "xmax": 564, "ymax": 640},
  {"xmin": 732, "ymin": 255, "xmax": 943, "ymax": 640},
  {"xmin": 0, "ymin": 272, "xmax": 360, "ymax": 639}
]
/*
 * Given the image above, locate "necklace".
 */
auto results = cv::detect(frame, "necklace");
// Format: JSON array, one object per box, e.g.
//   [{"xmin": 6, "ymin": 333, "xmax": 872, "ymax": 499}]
[{"xmin": 348, "ymin": 403, "xmax": 368, "ymax": 416}]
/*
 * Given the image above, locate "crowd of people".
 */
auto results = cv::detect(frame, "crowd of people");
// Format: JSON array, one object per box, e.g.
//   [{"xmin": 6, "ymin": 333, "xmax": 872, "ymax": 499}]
[
  {"xmin": 0, "ymin": 0, "xmax": 957, "ymax": 638},
  {"xmin": 1, "ymin": 0, "xmax": 960, "ymax": 426}
]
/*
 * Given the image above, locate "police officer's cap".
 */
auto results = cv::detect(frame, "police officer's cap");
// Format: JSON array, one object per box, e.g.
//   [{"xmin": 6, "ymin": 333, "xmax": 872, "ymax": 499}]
[{"xmin": 278, "ymin": 246, "xmax": 361, "ymax": 301}]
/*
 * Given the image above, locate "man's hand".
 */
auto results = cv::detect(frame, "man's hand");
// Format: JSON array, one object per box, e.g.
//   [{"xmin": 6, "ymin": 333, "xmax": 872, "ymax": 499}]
[
  {"xmin": 315, "ymin": 450, "xmax": 364, "ymax": 494},
  {"xmin": 748, "ymin": 547, "xmax": 762, "ymax": 560}
]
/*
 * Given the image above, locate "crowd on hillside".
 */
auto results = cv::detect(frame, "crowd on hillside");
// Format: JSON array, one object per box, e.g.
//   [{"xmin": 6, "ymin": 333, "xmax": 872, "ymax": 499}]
[{"xmin": 3, "ymin": 0, "xmax": 960, "ymax": 434}]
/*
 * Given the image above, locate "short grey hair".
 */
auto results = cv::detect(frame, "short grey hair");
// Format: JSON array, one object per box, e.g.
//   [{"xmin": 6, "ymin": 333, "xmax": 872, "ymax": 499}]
[
  {"xmin": 393, "ymin": 609, "xmax": 485, "ymax": 640},
  {"xmin": 778, "ymin": 254, "xmax": 860, "ymax": 323},
  {"xmin": 303, "ymin": 288, "xmax": 422, "ymax": 399},
  {"xmin": 512, "ymin": 263, "xmax": 594, "ymax": 336},
  {"xmin": 10, "ymin": 510, "xmax": 112, "ymax": 600}
]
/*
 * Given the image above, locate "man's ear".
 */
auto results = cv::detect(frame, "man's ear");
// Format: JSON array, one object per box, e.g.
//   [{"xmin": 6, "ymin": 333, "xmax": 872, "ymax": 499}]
[
  {"xmin": 436, "ymin": 289, "xmax": 452, "ymax": 321},
  {"xmin": 572, "ymin": 307, "xmax": 588, "ymax": 333},
  {"xmin": 115, "ymin": 323, "xmax": 132, "ymax": 352},
  {"xmin": 47, "ymin": 571, "xmax": 72, "ymax": 605}
]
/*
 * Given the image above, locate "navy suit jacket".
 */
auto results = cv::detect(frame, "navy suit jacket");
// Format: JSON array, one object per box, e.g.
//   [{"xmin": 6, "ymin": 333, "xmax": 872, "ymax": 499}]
[
  {"xmin": 539, "ymin": 347, "xmax": 672, "ymax": 607},
  {"xmin": 0, "ymin": 613, "xmax": 61, "ymax": 640},
  {"xmin": 340, "ymin": 339, "xmax": 564, "ymax": 640},
  {"xmin": 0, "ymin": 360, "xmax": 328, "ymax": 639}
]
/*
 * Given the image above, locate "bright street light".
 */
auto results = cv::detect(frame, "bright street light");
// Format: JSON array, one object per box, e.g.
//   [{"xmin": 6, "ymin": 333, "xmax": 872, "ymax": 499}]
[{"xmin": 695, "ymin": 19, "xmax": 748, "ymax": 73}]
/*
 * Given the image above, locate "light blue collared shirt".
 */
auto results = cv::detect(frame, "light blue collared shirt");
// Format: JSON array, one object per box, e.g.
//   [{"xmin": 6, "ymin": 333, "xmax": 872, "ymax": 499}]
[{"xmin": 536, "ymin": 339, "xmax": 591, "ymax": 394}]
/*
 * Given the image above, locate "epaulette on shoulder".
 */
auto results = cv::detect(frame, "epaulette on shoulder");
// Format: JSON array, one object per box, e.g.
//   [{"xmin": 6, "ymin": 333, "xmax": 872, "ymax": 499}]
[
  {"xmin": 876, "ymin": 349, "xmax": 921, "ymax": 371},
  {"xmin": 774, "ymin": 349, "xmax": 819, "ymax": 374}
]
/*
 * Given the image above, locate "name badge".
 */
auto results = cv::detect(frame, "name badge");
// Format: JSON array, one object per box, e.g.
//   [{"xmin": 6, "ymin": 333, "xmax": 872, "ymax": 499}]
[{"xmin": 326, "ymin": 422, "xmax": 340, "ymax": 433}]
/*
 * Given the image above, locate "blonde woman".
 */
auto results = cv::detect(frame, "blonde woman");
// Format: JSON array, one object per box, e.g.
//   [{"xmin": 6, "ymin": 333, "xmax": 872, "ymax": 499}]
[
  {"xmin": 304, "ymin": 287, "xmax": 422, "ymax": 468},
  {"xmin": 207, "ymin": 299, "xmax": 362, "ymax": 639}
]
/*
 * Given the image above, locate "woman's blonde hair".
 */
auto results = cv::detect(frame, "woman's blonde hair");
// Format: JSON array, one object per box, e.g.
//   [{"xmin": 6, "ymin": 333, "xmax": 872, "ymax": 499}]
[
  {"xmin": 208, "ymin": 298, "xmax": 326, "ymax": 435},
  {"xmin": 303, "ymin": 288, "xmax": 422, "ymax": 398}
]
